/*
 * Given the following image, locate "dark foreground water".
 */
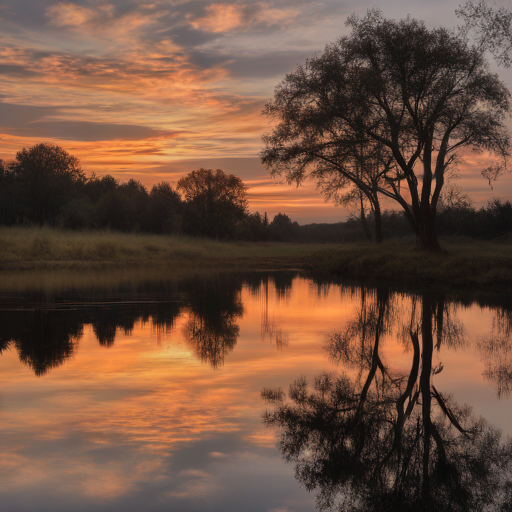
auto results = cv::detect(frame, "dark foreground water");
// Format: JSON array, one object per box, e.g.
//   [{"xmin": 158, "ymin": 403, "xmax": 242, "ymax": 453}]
[{"xmin": 1, "ymin": 270, "xmax": 511, "ymax": 511}]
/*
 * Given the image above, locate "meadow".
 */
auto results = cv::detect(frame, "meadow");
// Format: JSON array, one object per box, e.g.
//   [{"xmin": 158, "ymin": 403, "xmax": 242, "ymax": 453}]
[
  {"xmin": 2, "ymin": 226, "xmax": 511, "ymax": 289},
  {"xmin": 307, "ymin": 236, "xmax": 512, "ymax": 287},
  {"xmin": 0, "ymin": 226, "xmax": 336, "ymax": 270}
]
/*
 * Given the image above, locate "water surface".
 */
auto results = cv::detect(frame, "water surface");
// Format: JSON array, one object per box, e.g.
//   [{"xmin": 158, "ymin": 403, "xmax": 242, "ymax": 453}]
[{"xmin": 1, "ymin": 271, "xmax": 511, "ymax": 511}]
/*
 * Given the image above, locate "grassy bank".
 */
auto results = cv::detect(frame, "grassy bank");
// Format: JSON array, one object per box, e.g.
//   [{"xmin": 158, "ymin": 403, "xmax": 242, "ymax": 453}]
[
  {"xmin": 306, "ymin": 236, "xmax": 512, "ymax": 287},
  {"xmin": 2, "ymin": 227, "xmax": 511, "ymax": 289},
  {"xmin": 0, "ymin": 226, "xmax": 338, "ymax": 270}
]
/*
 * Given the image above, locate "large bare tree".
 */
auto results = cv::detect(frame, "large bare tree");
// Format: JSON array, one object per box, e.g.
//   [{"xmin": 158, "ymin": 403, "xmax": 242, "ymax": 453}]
[{"xmin": 261, "ymin": 10, "xmax": 511, "ymax": 251}]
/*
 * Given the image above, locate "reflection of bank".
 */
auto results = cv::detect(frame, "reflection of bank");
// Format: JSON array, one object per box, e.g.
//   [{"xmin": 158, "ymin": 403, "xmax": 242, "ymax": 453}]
[
  {"xmin": 263, "ymin": 290, "xmax": 512, "ymax": 512},
  {"xmin": 0, "ymin": 273, "xmax": 249, "ymax": 374}
]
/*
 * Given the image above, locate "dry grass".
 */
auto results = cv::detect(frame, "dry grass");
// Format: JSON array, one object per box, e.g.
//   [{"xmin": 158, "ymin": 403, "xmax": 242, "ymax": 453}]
[
  {"xmin": 0, "ymin": 226, "xmax": 338, "ymax": 270},
  {"xmin": 306, "ymin": 236, "xmax": 512, "ymax": 287},
  {"xmin": 2, "ymin": 227, "xmax": 511, "ymax": 289}
]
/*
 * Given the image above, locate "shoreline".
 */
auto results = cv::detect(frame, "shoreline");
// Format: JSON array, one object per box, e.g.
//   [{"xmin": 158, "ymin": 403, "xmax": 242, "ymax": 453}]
[{"xmin": 1, "ymin": 226, "xmax": 512, "ymax": 291}]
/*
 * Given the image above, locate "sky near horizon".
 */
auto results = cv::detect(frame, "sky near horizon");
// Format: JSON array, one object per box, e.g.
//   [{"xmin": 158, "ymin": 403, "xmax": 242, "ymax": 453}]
[{"xmin": 1, "ymin": 0, "xmax": 512, "ymax": 223}]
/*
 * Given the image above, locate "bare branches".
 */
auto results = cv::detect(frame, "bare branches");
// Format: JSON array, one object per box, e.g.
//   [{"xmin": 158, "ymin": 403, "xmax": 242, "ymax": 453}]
[{"xmin": 457, "ymin": 0, "xmax": 512, "ymax": 67}]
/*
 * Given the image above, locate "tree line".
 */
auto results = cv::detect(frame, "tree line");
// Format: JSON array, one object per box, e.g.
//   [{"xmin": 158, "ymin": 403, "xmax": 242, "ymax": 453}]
[
  {"xmin": 0, "ymin": 143, "xmax": 281, "ymax": 240},
  {"xmin": 1, "ymin": 142, "xmax": 511, "ymax": 243}
]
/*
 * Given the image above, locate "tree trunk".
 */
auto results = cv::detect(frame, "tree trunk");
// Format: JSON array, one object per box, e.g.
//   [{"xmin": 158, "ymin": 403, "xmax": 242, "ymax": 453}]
[
  {"xmin": 359, "ymin": 193, "xmax": 372, "ymax": 242},
  {"xmin": 373, "ymin": 200, "xmax": 383, "ymax": 244},
  {"xmin": 416, "ymin": 211, "xmax": 441, "ymax": 252}
]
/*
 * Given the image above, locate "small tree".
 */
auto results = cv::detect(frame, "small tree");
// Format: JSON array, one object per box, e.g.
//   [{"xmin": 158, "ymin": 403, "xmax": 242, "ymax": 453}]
[
  {"xmin": 177, "ymin": 168, "xmax": 248, "ymax": 239},
  {"xmin": 261, "ymin": 10, "xmax": 511, "ymax": 251},
  {"xmin": 268, "ymin": 213, "xmax": 299, "ymax": 241}
]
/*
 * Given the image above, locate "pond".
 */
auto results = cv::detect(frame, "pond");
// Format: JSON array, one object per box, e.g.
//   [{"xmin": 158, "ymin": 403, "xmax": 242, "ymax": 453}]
[{"xmin": 0, "ymin": 270, "xmax": 511, "ymax": 511}]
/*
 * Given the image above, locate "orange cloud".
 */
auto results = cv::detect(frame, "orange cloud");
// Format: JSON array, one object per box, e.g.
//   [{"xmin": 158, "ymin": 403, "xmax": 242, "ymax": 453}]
[
  {"xmin": 190, "ymin": 4, "xmax": 246, "ymax": 33},
  {"xmin": 189, "ymin": 2, "xmax": 302, "ymax": 33},
  {"xmin": 46, "ymin": 2, "xmax": 99, "ymax": 27}
]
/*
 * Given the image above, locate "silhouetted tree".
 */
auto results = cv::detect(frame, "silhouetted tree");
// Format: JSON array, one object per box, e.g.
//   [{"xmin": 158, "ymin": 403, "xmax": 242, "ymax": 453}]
[
  {"xmin": 236, "ymin": 211, "xmax": 269, "ymax": 241},
  {"xmin": 268, "ymin": 213, "xmax": 299, "ymax": 241},
  {"xmin": 147, "ymin": 182, "xmax": 183, "ymax": 233},
  {"xmin": 261, "ymin": 9, "xmax": 511, "ymax": 251},
  {"xmin": 7, "ymin": 143, "xmax": 86, "ymax": 224},
  {"xmin": 457, "ymin": 0, "xmax": 512, "ymax": 67},
  {"xmin": 177, "ymin": 168, "xmax": 248, "ymax": 238}
]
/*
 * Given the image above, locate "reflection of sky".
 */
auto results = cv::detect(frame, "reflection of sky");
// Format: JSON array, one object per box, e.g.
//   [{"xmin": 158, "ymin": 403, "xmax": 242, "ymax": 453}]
[
  {"xmin": 1, "ymin": 0, "xmax": 511, "ymax": 222},
  {"xmin": 0, "ymin": 275, "xmax": 510, "ymax": 510}
]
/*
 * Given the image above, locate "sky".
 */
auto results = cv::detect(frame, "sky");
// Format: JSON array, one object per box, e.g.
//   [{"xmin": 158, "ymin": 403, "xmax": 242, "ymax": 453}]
[{"xmin": 1, "ymin": 0, "xmax": 512, "ymax": 223}]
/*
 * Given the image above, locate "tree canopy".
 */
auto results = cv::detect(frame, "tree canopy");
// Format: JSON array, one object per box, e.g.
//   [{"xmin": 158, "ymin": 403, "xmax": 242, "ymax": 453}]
[
  {"xmin": 261, "ymin": 9, "xmax": 511, "ymax": 251},
  {"xmin": 177, "ymin": 168, "xmax": 248, "ymax": 239},
  {"xmin": 9, "ymin": 143, "xmax": 86, "ymax": 224}
]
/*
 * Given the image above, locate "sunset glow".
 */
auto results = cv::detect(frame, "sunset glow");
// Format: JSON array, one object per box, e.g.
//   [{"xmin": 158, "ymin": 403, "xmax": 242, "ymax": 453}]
[{"xmin": 1, "ymin": 0, "xmax": 511, "ymax": 222}]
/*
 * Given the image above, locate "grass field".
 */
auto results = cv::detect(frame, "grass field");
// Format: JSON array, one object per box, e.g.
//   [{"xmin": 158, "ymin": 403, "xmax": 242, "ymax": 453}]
[
  {"xmin": 306, "ymin": 235, "xmax": 512, "ymax": 287},
  {"xmin": 1, "ymin": 226, "xmax": 511, "ymax": 289},
  {"xmin": 0, "ymin": 226, "xmax": 338, "ymax": 269}
]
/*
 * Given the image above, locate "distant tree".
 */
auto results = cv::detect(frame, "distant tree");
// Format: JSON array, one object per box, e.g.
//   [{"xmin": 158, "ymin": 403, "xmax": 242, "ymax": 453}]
[
  {"xmin": 261, "ymin": 10, "xmax": 511, "ymax": 251},
  {"xmin": 237, "ymin": 211, "xmax": 269, "ymax": 241},
  {"xmin": 268, "ymin": 213, "xmax": 299, "ymax": 241},
  {"xmin": 95, "ymin": 189, "xmax": 133, "ymax": 231},
  {"xmin": 119, "ymin": 179, "xmax": 149, "ymax": 231},
  {"xmin": 177, "ymin": 168, "xmax": 248, "ymax": 238},
  {"xmin": 84, "ymin": 174, "xmax": 119, "ymax": 201},
  {"xmin": 9, "ymin": 143, "xmax": 86, "ymax": 224},
  {"xmin": 0, "ymin": 159, "xmax": 21, "ymax": 225},
  {"xmin": 148, "ymin": 182, "xmax": 183, "ymax": 233}
]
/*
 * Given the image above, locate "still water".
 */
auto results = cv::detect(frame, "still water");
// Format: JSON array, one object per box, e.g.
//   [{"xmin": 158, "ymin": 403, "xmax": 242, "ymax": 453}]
[{"xmin": 0, "ymin": 270, "xmax": 511, "ymax": 511}]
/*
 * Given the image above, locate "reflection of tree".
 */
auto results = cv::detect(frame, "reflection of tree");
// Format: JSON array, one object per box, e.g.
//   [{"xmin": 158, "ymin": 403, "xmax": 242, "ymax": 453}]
[
  {"xmin": 478, "ymin": 309, "xmax": 512, "ymax": 399},
  {"xmin": 272, "ymin": 272, "xmax": 294, "ymax": 301},
  {"xmin": 0, "ymin": 301, "xmax": 183, "ymax": 375},
  {"xmin": 263, "ymin": 293, "xmax": 512, "ymax": 512},
  {"xmin": 327, "ymin": 288, "xmax": 390, "ymax": 386},
  {"xmin": 183, "ymin": 276, "xmax": 244, "ymax": 368},
  {"xmin": 260, "ymin": 275, "xmax": 290, "ymax": 350},
  {"xmin": 0, "ymin": 310, "xmax": 81, "ymax": 376}
]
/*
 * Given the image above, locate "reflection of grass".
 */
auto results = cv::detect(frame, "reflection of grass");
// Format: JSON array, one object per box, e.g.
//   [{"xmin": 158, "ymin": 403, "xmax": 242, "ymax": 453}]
[
  {"xmin": 0, "ymin": 226, "xmax": 337, "ymax": 270},
  {"xmin": 307, "ymin": 236, "xmax": 512, "ymax": 286}
]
